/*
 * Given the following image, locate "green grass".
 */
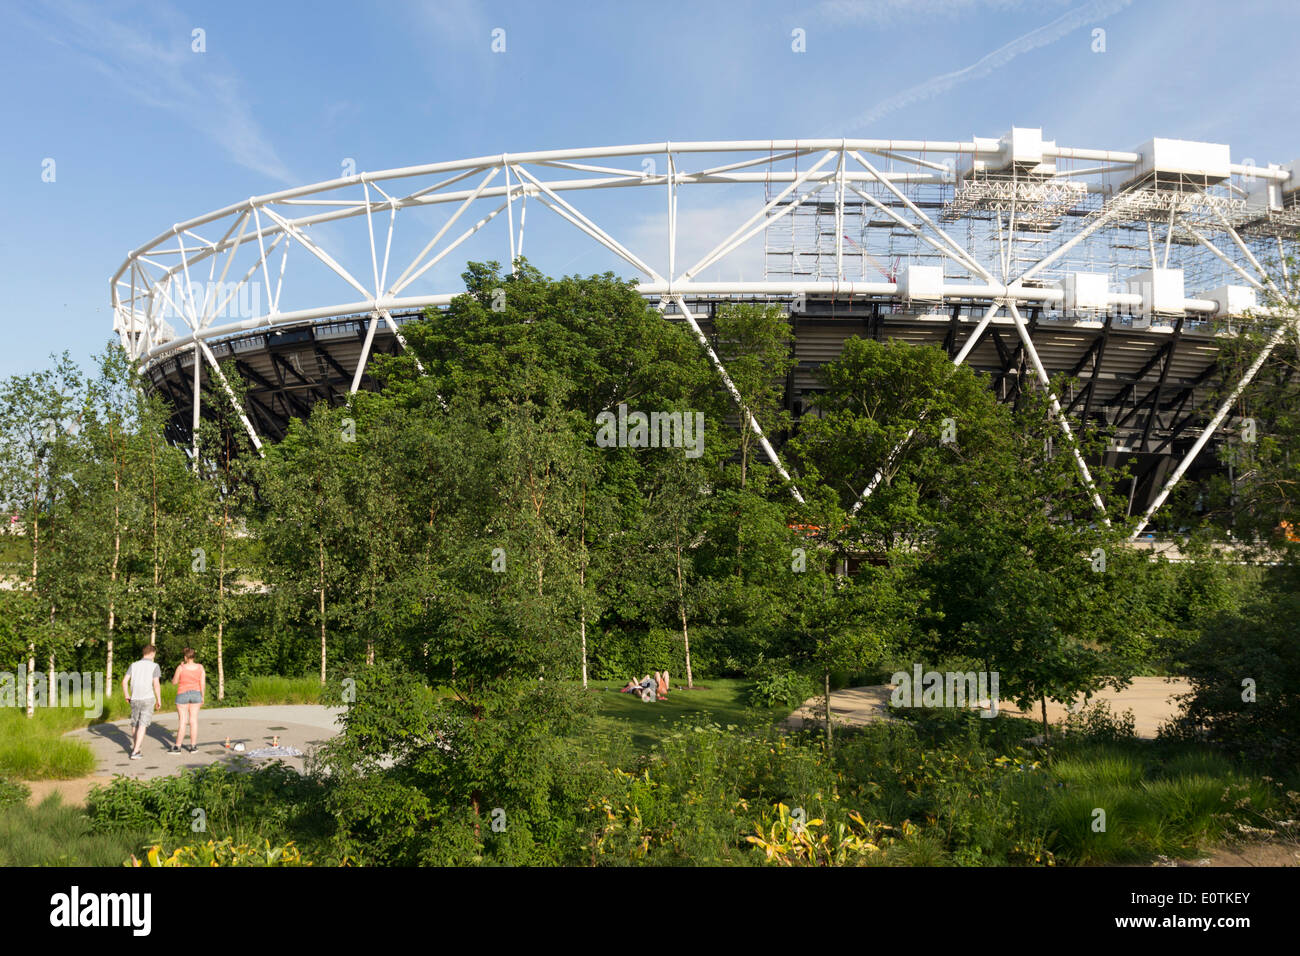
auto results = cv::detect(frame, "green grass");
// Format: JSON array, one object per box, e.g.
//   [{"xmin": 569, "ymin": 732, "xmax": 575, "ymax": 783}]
[
  {"xmin": 1037, "ymin": 741, "xmax": 1295, "ymax": 864},
  {"xmin": 587, "ymin": 678, "xmax": 790, "ymax": 755},
  {"xmin": 0, "ymin": 792, "xmax": 148, "ymax": 867},
  {"xmin": 239, "ymin": 675, "xmax": 325, "ymax": 706},
  {"xmin": 0, "ymin": 708, "xmax": 100, "ymax": 780},
  {"xmin": 0, "ymin": 681, "xmax": 190, "ymax": 779}
]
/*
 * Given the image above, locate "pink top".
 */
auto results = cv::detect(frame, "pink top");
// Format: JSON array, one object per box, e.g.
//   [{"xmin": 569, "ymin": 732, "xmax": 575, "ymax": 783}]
[{"xmin": 176, "ymin": 664, "xmax": 204, "ymax": 695}]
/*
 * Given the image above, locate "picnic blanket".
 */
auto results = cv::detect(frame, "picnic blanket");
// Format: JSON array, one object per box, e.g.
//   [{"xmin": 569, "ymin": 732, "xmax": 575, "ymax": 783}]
[{"xmin": 239, "ymin": 745, "xmax": 305, "ymax": 759}]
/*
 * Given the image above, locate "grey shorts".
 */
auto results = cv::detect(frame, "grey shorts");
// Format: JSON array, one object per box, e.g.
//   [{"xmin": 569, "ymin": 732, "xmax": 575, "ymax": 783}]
[
  {"xmin": 176, "ymin": 691, "xmax": 203, "ymax": 706},
  {"xmin": 130, "ymin": 699, "xmax": 155, "ymax": 729}
]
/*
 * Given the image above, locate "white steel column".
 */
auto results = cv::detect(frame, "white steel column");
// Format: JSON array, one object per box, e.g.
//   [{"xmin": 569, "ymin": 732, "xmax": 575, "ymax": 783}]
[
  {"xmin": 191, "ymin": 343, "xmax": 201, "ymax": 473},
  {"xmin": 667, "ymin": 294, "xmax": 805, "ymax": 504},
  {"xmin": 1131, "ymin": 315, "xmax": 1295, "ymax": 538},
  {"xmin": 350, "ymin": 314, "xmax": 380, "ymax": 394},
  {"xmin": 199, "ymin": 341, "xmax": 263, "ymax": 455},
  {"xmin": 1006, "ymin": 300, "xmax": 1110, "ymax": 523}
]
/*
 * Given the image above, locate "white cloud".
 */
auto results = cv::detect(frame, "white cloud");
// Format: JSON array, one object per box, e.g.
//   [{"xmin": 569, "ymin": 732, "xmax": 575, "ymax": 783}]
[
  {"xmin": 835, "ymin": 0, "xmax": 1134, "ymax": 133},
  {"xmin": 16, "ymin": 0, "xmax": 293, "ymax": 183},
  {"xmin": 820, "ymin": 0, "xmax": 1071, "ymax": 23}
]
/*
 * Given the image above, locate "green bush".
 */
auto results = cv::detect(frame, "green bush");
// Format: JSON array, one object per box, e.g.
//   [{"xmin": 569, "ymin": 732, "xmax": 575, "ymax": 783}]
[
  {"xmin": 87, "ymin": 764, "xmax": 331, "ymax": 852},
  {"xmin": 1162, "ymin": 565, "xmax": 1300, "ymax": 768},
  {"xmin": 741, "ymin": 665, "xmax": 815, "ymax": 709},
  {"xmin": 1062, "ymin": 699, "xmax": 1137, "ymax": 743}
]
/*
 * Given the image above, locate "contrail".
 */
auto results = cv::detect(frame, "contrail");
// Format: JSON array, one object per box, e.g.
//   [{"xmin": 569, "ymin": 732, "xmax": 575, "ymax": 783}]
[{"xmin": 836, "ymin": 0, "xmax": 1135, "ymax": 134}]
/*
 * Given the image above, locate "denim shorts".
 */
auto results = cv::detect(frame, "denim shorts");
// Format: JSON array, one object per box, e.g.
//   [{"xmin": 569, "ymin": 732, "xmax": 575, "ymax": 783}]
[{"xmin": 176, "ymin": 691, "xmax": 203, "ymax": 705}]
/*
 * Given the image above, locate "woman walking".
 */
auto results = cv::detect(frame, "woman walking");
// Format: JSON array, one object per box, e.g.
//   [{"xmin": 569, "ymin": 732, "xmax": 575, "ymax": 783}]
[{"xmin": 171, "ymin": 648, "xmax": 206, "ymax": 754}]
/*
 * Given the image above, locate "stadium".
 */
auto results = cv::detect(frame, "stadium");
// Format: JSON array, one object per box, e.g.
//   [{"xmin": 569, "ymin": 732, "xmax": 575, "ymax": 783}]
[{"xmin": 111, "ymin": 129, "xmax": 1300, "ymax": 537}]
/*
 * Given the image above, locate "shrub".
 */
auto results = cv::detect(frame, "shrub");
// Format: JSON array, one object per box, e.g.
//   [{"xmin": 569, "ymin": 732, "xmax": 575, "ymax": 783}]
[
  {"xmin": 1062, "ymin": 699, "xmax": 1137, "ymax": 742},
  {"xmin": 742, "ymin": 665, "xmax": 815, "ymax": 709},
  {"xmin": 1162, "ymin": 566, "xmax": 1300, "ymax": 768},
  {"xmin": 87, "ymin": 763, "xmax": 330, "ymax": 851},
  {"xmin": 129, "ymin": 838, "xmax": 314, "ymax": 867}
]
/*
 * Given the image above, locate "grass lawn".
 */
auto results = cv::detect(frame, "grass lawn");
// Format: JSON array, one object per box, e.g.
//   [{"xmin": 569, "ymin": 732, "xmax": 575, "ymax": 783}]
[{"xmin": 586, "ymin": 677, "xmax": 790, "ymax": 755}]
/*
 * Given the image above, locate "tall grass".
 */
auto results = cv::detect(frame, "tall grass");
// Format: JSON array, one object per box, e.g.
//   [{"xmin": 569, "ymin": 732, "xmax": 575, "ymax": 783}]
[
  {"xmin": 1042, "ymin": 741, "xmax": 1292, "ymax": 864},
  {"xmin": 239, "ymin": 675, "xmax": 324, "ymax": 706},
  {"xmin": 0, "ymin": 793, "xmax": 148, "ymax": 866},
  {"xmin": 0, "ymin": 708, "xmax": 98, "ymax": 779}
]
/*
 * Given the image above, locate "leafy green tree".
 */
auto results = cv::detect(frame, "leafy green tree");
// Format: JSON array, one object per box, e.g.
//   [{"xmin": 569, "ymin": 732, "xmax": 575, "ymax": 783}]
[
  {"xmin": 712, "ymin": 302, "xmax": 795, "ymax": 488},
  {"xmin": 193, "ymin": 361, "xmax": 259, "ymax": 698},
  {"xmin": 257, "ymin": 403, "xmax": 356, "ymax": 684},
  {"xmin": 0, "ymin": 354, "xmax": 82, "ymax": 714},
  {"xmin": 1165, "ymin": 562, "xmax": 1299, "ymax": 766},
  {"xmin": 926, "ymin": 386, "xmax": 1142, "ymax": 738}
]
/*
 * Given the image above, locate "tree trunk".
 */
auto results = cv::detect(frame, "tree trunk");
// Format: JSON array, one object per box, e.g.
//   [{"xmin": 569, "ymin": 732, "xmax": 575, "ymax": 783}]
[
  {"xmin": 25, "ymin": 641, "xmax": 35, "ymax": 718},
  {"xmin": 27, "ymin": 462, "xmax": 39, "ymax": 718},
  {"xmin": 150, "ymin": 436, "xmax": 159, "ymax": 643},
  {"xmin": 217, "ymin": 502, "xmax": 228, "ymax": 701},
  {"xmin": 318, "ymin": 536, "xmax": 328, "ymax": 686},
  {"xmin": 1041, "ymin": 695, "xmax": 1050, "ymax": 741},
  {"xmin": 674, "ymin": 524, "xmax": 693, "ymax": 689},
  {"xmin": 824, "ymin": 668, "xmax": 833, "ymax": 749},
  {"xmin": 579, "ymin": 495, "xmax": 588, "ymax": 689},
  {"xmin": 107, "ymin": 421, "xmax": 123, "ymax": 692},
  {"xmin": 579, "ymin": 575, "xmax": 588, "ymax": 690}
]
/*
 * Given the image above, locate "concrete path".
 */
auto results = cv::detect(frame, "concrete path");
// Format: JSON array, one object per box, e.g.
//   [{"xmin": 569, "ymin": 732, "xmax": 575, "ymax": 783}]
[
  {"xmin": 783, "ymin": 677, "xmax": 1191, "ymax": 740},
  {"xmin": 66, "ymin": 705, "xmax": 346, "ymax": 781}
]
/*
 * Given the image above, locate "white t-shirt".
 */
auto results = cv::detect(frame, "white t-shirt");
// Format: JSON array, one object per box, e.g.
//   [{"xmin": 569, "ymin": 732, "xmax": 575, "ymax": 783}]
[{"xmin": 126, "ymin": 659, "xmax": 161, "ymax": 702}]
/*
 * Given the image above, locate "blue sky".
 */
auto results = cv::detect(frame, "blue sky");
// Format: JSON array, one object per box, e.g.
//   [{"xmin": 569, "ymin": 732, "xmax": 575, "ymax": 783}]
[{"xmin": 2, "ymin": 0, "xmax": 1298, "ymax": 378}]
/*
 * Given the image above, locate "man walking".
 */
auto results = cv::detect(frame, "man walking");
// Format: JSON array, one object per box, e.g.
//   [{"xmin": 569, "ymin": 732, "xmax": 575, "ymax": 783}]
[{"xmin": 121, "ymin": 644, "xmax": 163, "ymax": 760}]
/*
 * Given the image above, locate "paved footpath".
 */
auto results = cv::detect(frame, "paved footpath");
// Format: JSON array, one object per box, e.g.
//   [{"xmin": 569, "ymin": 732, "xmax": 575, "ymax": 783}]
[{"xmin": 65, "ymin": 704, "xmax": 347, "ymax": 782}]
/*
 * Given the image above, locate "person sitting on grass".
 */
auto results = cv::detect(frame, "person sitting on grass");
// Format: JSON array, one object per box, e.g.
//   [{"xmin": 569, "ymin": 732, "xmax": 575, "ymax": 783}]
[
  {"xmin": 120, "ymin": 644, "xmax": 162, "ymax": 760},
  {"xmin": 655, "ymin": 671, "xmax": 669, "ymax": 700}
]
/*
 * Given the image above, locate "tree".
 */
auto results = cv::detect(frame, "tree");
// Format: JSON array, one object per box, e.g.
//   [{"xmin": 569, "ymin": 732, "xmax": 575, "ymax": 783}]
[
  {"xmin": 257, "ymin": 403, "xmax": 355, "ymax": 684},
  {"xmin": 926, "ymin": 386, "xmax": 1142, "ymax": 739},
  {"xmin": 712, "ymin": 302, "xmax": 795, "ymax": 489},
  {"xmin": 0, "ymin": 354, "xmax": 82, "ymax": 715},
  {"xmin": 194, "ymin": 362, "xmax": 259, "ymax": 699},
  {"xmin": 783, "ymin": 526, "xmax": 915, "ymax": 747}
]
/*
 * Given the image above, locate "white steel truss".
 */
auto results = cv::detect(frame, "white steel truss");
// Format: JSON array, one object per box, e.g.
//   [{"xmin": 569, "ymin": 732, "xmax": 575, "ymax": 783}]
[{"xmin": 110, "ymin": 137, "xmax": 1300, "ymax": 527}]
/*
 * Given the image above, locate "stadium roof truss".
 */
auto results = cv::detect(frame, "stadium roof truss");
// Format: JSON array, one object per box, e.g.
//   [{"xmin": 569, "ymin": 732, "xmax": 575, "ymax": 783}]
[{"xmin": 112, "ymin": 133, "xmax": 1300, "ymax": 536}]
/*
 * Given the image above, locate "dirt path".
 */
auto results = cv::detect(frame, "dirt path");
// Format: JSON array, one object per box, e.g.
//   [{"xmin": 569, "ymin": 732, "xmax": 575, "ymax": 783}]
[
  {"xmin": 784, "ymin": 676, "xmax": 1191, "ymax": 739},
  {"xmin": 21, "ymin": 775, "xmax": 114, "ymax": 808},
  {"xmin": 1137, "ymin": 841, "xmax": 1300, "ymax": 867}
]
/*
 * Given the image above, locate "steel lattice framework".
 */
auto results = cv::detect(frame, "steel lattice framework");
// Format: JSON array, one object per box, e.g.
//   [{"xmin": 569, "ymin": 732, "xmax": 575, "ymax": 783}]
[{"xmin": 111, "ymin": 133, "xmax": 1300, "ymax": 537}]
